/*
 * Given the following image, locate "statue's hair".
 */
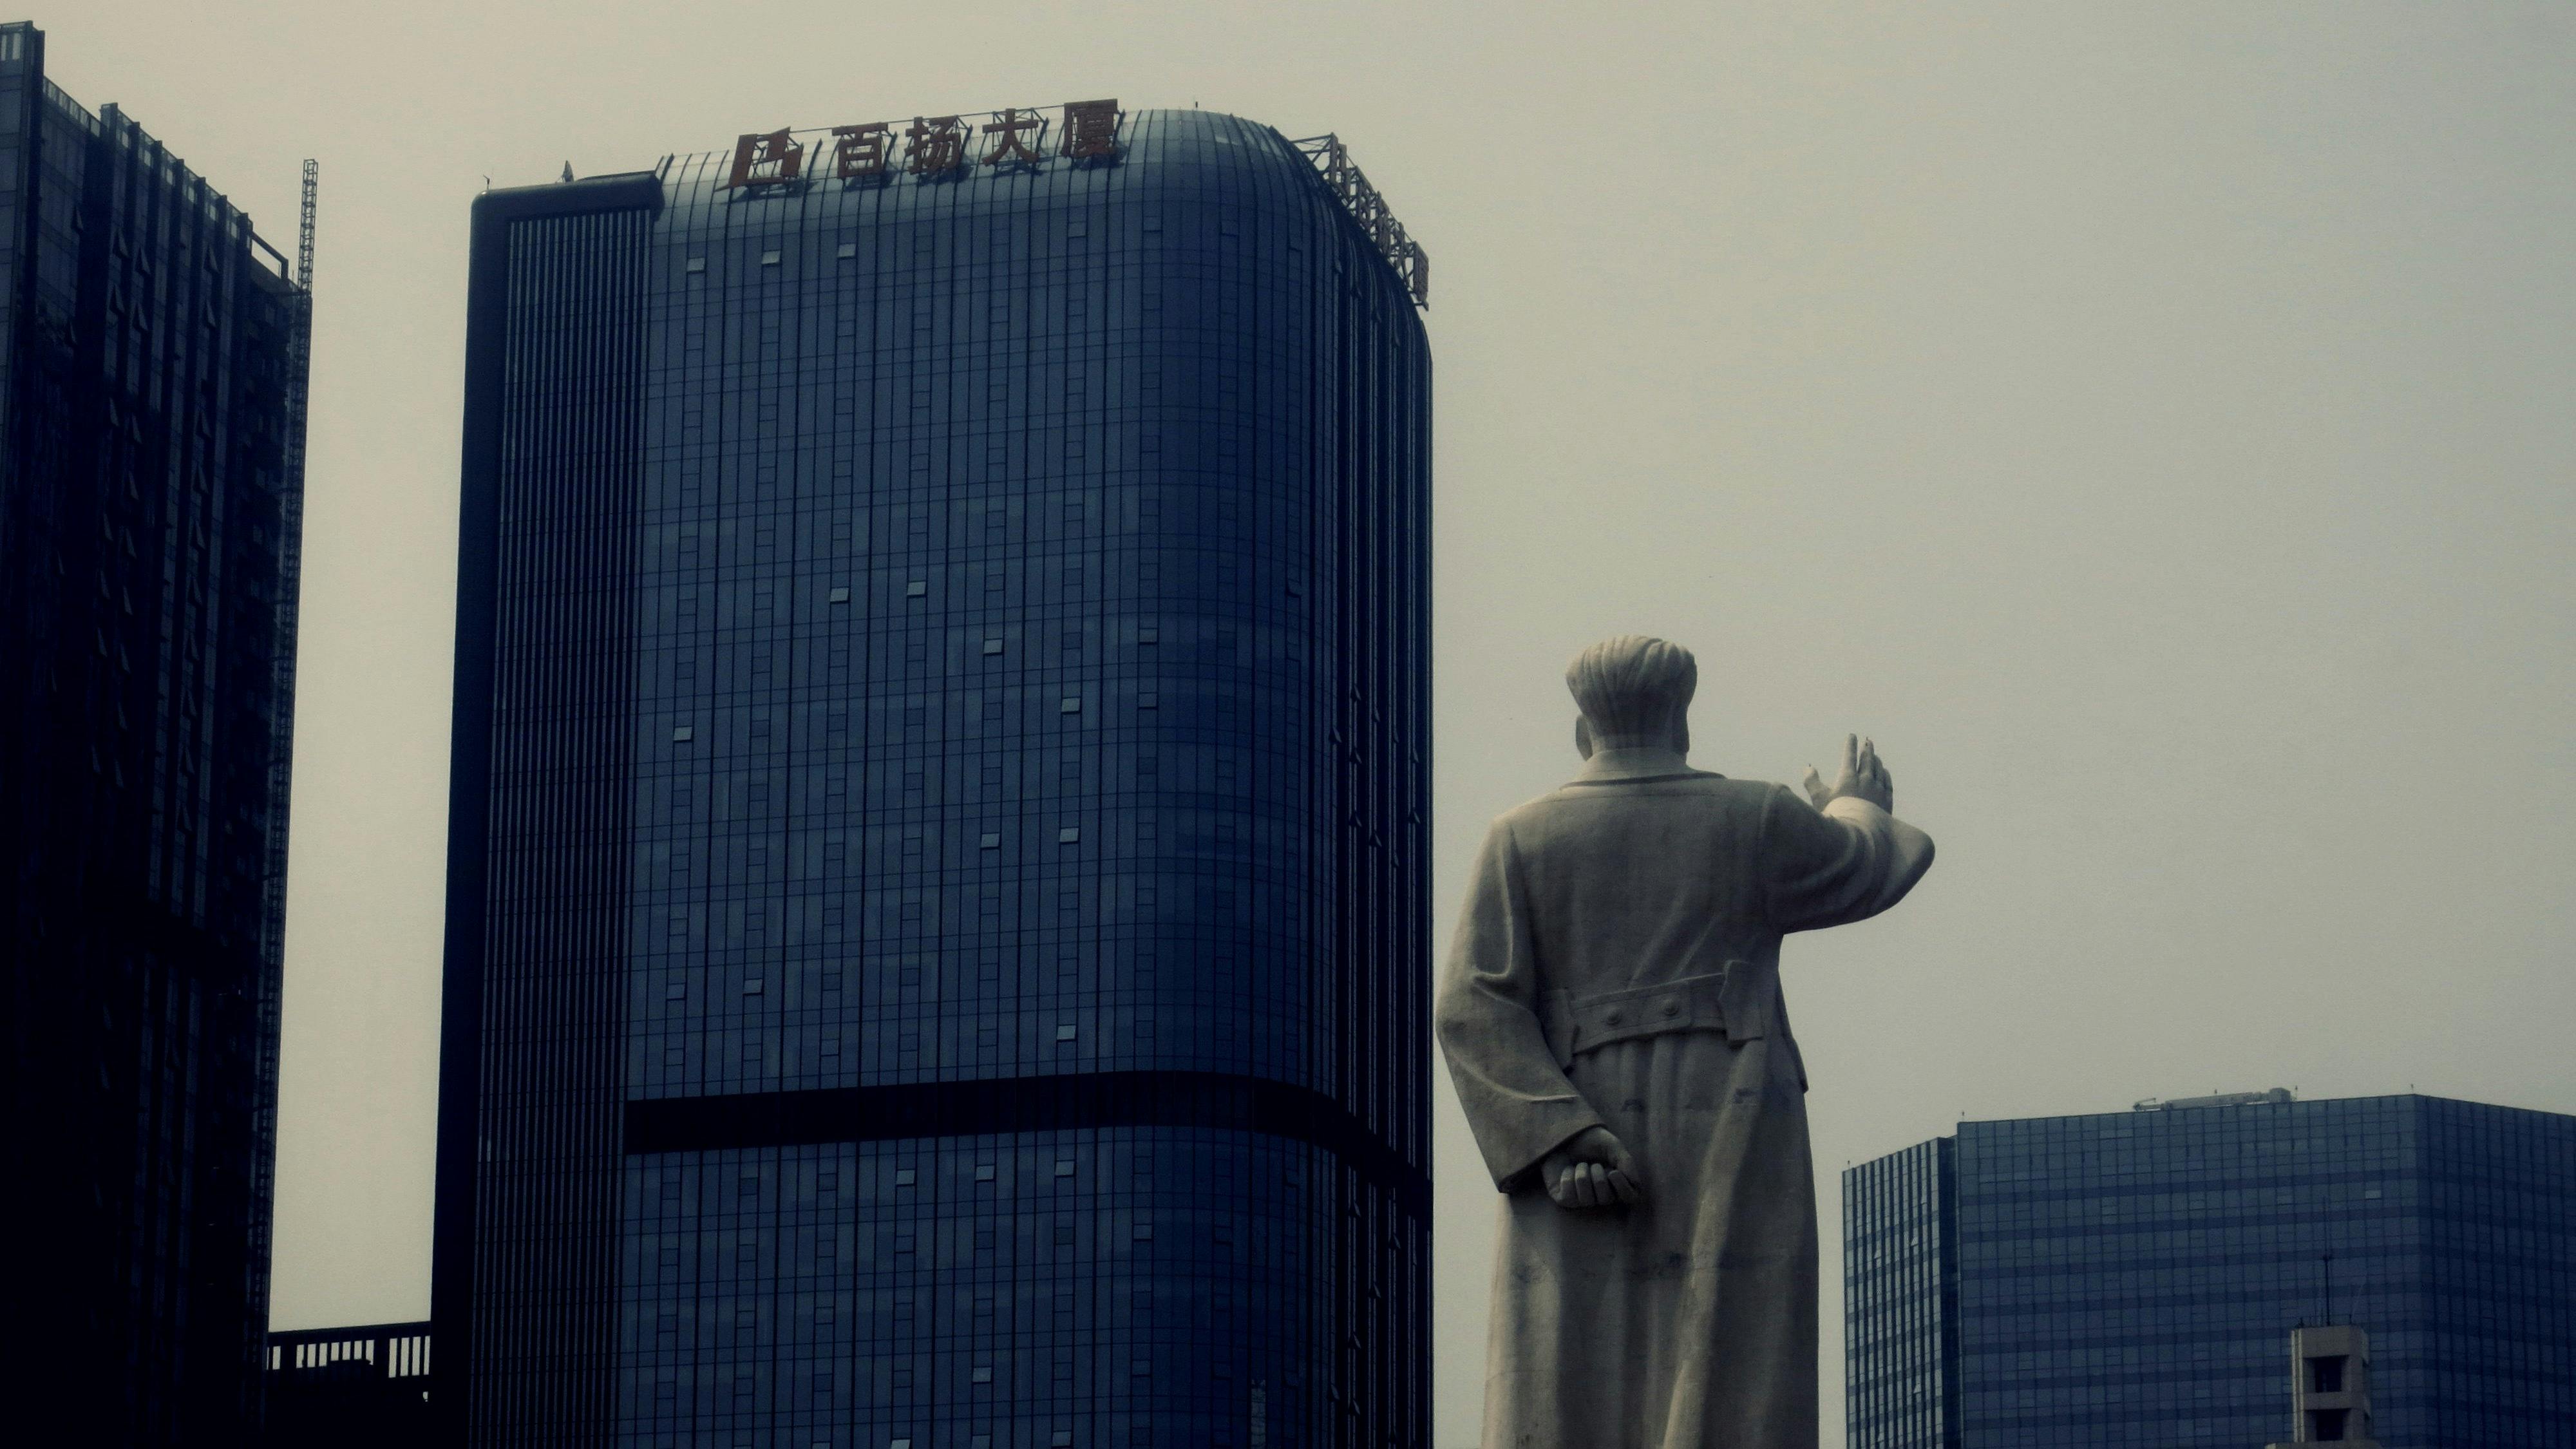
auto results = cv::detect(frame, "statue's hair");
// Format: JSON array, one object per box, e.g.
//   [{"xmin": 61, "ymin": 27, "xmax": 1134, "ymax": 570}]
[{"xmin": 1564, "ymin": 635, "xmax": 1697, "ymax": 737}]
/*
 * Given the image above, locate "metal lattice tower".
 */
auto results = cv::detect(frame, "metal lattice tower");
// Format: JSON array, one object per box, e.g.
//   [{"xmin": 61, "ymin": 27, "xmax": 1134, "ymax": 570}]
[
  {"xmin": 248, "ymin": 157, "xmax": 319, "ymax": 1361},
  {"xmin": 263, "ymin": 156, "xmax": 315, "ymax": 978},
  {"xmin": 297, "ymin": 158, "xmax": 317, "ymax": 289}
]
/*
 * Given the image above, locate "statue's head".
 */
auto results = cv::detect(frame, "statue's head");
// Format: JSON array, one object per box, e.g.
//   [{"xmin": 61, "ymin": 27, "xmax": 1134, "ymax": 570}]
[{"xmin": 1566, "ymin": 634, "xmax": 1696, "ymax": 760}]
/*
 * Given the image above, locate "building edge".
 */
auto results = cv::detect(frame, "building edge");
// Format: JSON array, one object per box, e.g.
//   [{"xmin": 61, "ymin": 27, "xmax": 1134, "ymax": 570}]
[{"xmin": 430, "ymin": 169, "xmax": 664, "ymax": 1444}]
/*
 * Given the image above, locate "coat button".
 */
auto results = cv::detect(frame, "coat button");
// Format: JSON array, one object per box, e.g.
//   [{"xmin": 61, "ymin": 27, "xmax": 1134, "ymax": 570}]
[
  {"xmin": 1662, "ymin": 1002, "xmax": 1681, "ymax": 1018},
  {"xmin": 1604, "ymin": 1012, "xmax": 1624, "ymax": 1027}
]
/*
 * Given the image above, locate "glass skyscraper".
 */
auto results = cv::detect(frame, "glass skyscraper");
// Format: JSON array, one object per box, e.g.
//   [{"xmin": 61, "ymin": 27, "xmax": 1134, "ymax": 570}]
[
  {"xmin": 0, "ymin": 21, "xmax": 312, "ymax": 1446},
  {"xmin": 1846, "ymin": 1137, "xmax": 1962, "ymax": 1449},
  {"xmin": 1845, "ymin": 1093, "xmax": 2576, "ymax": 1449},
  {"xmin": 433, "ymin": 106, "xmax": 1430, "ymax": 1447}
]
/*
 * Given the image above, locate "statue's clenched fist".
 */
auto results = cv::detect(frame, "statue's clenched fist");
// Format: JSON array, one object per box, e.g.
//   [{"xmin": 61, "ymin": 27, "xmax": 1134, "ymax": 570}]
[{"xmin": 1543, "ymin": 1126, "xmax": 1642, "ymax": 1209}]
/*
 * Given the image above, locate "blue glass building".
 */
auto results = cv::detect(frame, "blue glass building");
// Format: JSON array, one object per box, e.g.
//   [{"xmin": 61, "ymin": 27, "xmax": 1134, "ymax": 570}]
[
  {"xmin": 1844, "ymin": 1094, "xmax": 2576, "ymax": 1449},
  {"xmin": 1845, "ymin": 1137, "xmax": 1962, "ymax": 1449},
  {"xmin": 433, "ymin": 107, "xmax": 1431, "ymax": 1447},
  {"xmin": 0, "ymin": 23, "xmax": 311, "ymax": 1446}
]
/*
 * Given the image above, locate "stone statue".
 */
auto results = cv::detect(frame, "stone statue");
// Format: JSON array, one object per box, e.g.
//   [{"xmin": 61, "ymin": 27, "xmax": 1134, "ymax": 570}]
[{"xmin": 1436, "ymin": 636, "xmax": 1935, "ymax": 1449}]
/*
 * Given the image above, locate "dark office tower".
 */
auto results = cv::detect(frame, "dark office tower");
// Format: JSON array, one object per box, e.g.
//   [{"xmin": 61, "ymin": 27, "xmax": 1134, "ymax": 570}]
[
  {"xmin": 0, "ymin": 21, "xmax": 313, "ymax": 1447},
  {"xmin": 1844, "ymin": 1093, "xmax": 2576, "ymax": 1449},
  {"xmin": 435, "ymin": 106, "xmax": 1430, "ymax": 1448}
]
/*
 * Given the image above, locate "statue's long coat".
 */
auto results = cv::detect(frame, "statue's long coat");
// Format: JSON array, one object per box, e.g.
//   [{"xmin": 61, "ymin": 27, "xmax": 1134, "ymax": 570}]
[{"xmin": 1437, "ymin": 748, "xmax": 1934, "ymax": 1449}]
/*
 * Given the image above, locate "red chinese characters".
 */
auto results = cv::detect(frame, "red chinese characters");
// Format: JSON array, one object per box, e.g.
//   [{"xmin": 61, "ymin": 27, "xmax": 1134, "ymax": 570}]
[
  {"xmin": 831, "ymin": 122, "xmax": 892, "ymax": 180},
  {"xmin": 982, "ymin": 109, "xmax": 1045, "ymax": 167},
  {"xmin": 723, "ymin": 102, "xmax": 1120, "ymax": 193},
  {"xmin": 1062, "ymin": 99, "xmax": 1119, "ymax": 159},
  {"xmin": 723, "ymin": 129, "xmax": 804, "ymax": 189},
  {"xmin": 905, "ymin": 117, "xmax": 969, "ymax": 176}
]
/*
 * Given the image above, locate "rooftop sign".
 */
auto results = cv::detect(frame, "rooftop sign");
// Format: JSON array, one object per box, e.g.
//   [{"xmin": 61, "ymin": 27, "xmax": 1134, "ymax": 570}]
[
  {"xmin": 722, "ymin": 101, "xmax": 1123, "ymax": 190},
  {"xmin": 714, "ymin": 102, "xmax": 1427, "ymax": 308},
  {"xmin": 1291, "ymin": 135, "xmax": 1429, "ymax": 308}
]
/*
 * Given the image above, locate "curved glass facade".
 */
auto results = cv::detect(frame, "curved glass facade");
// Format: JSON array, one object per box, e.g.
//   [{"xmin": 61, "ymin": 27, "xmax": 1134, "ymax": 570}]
[{"xmin": 437, "ymin": 109, "xmax": 1430, "ymax": 1448}]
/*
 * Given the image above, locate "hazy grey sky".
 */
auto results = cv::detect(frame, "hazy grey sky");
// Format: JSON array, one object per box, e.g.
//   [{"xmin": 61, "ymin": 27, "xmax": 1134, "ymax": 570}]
[{"xmin": 52, "ymin": 3, "xmax": 2576, "ymax": 1444}]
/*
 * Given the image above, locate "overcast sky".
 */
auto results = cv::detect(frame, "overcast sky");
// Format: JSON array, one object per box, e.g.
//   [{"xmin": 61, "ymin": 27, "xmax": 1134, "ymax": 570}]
[{"xmin": 49, "ymin": 4, "xmax": 2576, "ymax": 1444}]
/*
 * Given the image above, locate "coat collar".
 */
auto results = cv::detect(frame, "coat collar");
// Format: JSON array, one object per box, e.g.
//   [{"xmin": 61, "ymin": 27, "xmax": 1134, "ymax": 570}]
[{"xmin": 1567, "ymin": 746, "xmax": 1717, "ymax": 785}]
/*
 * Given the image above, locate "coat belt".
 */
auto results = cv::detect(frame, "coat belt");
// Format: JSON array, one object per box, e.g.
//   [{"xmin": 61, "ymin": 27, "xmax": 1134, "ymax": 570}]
[{"xmin": 1539, "ymin": 961, "xmax": 1773, "ymax": 1070}]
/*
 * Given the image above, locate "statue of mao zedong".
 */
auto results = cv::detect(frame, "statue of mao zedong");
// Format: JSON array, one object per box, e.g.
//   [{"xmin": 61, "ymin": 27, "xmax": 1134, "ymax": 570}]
[{"xmin": 1436, "ymin": 636, "xmax": 1935, "ymax": 1449}]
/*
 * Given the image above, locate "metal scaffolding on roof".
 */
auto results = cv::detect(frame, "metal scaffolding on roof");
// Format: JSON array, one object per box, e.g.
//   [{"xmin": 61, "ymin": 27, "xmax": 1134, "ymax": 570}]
[{"xmin": 1290, "ymin": 134, "xmax": 1429, "ymax": 308}]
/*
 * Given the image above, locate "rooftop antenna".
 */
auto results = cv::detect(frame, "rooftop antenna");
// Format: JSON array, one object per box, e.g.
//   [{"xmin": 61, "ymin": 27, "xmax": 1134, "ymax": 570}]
[
  {"xmin": 297, "ymin": 158, "xmax": 317, "ymax": 291},
  {"xmin": 261, "ymin": 158, "xmax": 316, "ymax": 987},
  {"xmin": 2320, "ymin": 1252, "xmax": 2334, "ymax": 1325}
]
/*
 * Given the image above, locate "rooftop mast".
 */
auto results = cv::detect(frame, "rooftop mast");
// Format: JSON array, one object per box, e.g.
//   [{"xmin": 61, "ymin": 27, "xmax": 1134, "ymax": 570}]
[
  {"xmin": 297, "ymin": 158, "xmax": 317, "ymax": 289},
  {"xmin": 263, "ymin": 156, "xmax": 315, "ymax": 938}
]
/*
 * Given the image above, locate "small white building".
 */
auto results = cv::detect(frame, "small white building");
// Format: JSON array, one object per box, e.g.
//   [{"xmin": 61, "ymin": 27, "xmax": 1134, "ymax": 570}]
[{"xmin": 2262, "ymin": 1323, "xmax": 2379, "ymax": 1447}]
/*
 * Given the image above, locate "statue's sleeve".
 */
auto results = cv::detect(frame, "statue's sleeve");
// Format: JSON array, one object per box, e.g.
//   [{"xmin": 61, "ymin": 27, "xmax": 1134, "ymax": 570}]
[
  {"xmin": 1434, "ymin": 819, "xmax": 1605, "ymax": 1192},
  {"xmin": 1759, "ymin": 783, "xmax": 1937, "ymax": 933}
]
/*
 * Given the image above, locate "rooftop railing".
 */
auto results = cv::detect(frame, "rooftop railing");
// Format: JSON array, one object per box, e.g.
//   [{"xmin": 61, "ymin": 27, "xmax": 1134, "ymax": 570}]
[
  {"xmin": 267, "ymin": 1321, "xmax": 432, "ymax": 1379},
  {"xmin": 41, "ymin": 76, "xmax": 97, "ymax": 135}
]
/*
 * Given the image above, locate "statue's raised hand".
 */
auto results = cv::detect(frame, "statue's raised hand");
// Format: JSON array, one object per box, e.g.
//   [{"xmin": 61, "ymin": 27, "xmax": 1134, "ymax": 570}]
[
  {"xmin": 1801, "ymin": 734, "xmax": 1893, "ymax": 813},
  {"xmin": 1544, "ymin": 1126, "xmax": 1642, "ymax": 1209}
]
